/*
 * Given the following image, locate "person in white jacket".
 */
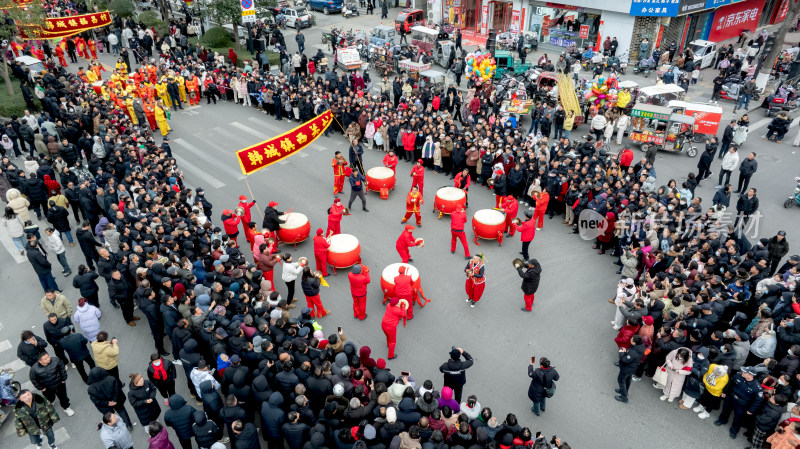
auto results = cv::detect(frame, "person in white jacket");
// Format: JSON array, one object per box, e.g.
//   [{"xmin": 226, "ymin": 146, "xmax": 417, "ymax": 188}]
[
  {"xmin": 190, "ymin": 360, "xmax": 219, "ymax": 397},
  {"xmin": 44, "ymin": 228, "xmax": 71, "ymax": 275},
  {"xmin": 616, "ymin": 114, "xmax": 630, "ymax": 145},
  {"xmin": 281, "ymin": 253, "xmax": 304, "ymax": 308},
  {"xmin": 716, "ymin": 146, "xmax": 740, "ymax": 189}
]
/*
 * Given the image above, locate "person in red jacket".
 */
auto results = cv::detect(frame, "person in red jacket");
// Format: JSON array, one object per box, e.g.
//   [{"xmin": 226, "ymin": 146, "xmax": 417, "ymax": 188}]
[
  {"xmin": 393, "ymin": 266, "xmax": 415, "ymax": 319},
  {"xmin": 401, "ymin": 128, "xmax": 416, "ymax": 162},
  {"xmin": 513, "ymin": 210, "xmax": 537, "ymax": 260},
  {"xmin": 532, "ymin": 189, "xmax": 549, "ymax": 230},
  {"xmin": 410, "ymin": 159, "xmax": 425, "ymax": 195},
  {"xmin": 465, "ymin": 254, "xmax": 486, "ymax": 308},
  {"xmin": 236, "ymin": 195, "xmax": 256, "ymax": 226},
  {"xmin": 450, "ymin": 206, "xmax": 470, "ymax": 259},
  {"xmin": 348, "ymin": 264, "xmax": 371, "ymax": 320},
  {"xmin": 454, "ymin": 168, "xmax": 471, "ymax": 207},
  {"xmin": 327, "ymin": 198, "xmax": 346, "ymax": 235},
  {"xmin": 396, "ymin": 225, "xmax": 421, "ymax": 263},
  {"xmin": 313, "ymin": 228, "xmax": 331, "ymax": 276},
  {"xmin": 619, "ymin": 147, "xmax": 634, "ymax": 171},
  {"xmin": 381, "ymin": 297, "xmax": 407, "ymax": 360},
  {"xmin": 332, "ymin": 151, "xmax": 348, "ymax": 195},
  {"xmin": 402, "ymin": 185, "xmax": 424, "ymax": 227},
  {"xmin": 383, "ymin": 151, "xmax": 398, "ymax": 172},
  {"xmin": 501, "ymin": 195, "xmax": 519, "ymax": 237},
  {"xmin": 615, "ymin": 319, "xmax": 640, "ymax": 349},
  {"xmin": 221, "ymin": 209, "xmax": 241, "ymax": 246}
]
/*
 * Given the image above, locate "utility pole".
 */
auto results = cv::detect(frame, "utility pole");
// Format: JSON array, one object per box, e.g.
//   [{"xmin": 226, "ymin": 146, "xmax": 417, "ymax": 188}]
[{"xmin": 755, "ymin": 0, "xmax": 800, "ymax": 91}]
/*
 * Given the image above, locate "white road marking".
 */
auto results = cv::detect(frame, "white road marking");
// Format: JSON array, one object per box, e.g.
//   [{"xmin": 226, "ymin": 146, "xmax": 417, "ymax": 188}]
[
  {"xmin": 0, "ymin": 226, "xmax": 27, "ymax": 264},
  {"xmin": 173, "ymin": 155, "xmax": 226, "ymax": 189},
  {"xmin": 299, "ymin": 153, "xmax": 309, "ymax": 158},
  {"xmin": 0, "ymin": 340, "xmax": 11, "ymax": 353},
  {"xmin": 172, "ymin": 138, "xmax": 245, "ymax": 181},
  {"xmin": 247, "ymin": 116, "xmax": 284, "ymax": 133},
  {"xmin": 0, "ymin": 359, "xmax": 25, "ymax": 372},
  {"xmin": 21, "ymin": 427, "xmax": 70, "ymax": 449},
  {"xmin": 231, "ymin": 121, "xmax": 269, "ymax": 140}
]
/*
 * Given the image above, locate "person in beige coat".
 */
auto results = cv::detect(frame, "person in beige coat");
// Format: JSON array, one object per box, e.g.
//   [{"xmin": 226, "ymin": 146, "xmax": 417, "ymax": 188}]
[
  {"xmin": 6, "ymin": 188, "xmax": 31, "ymax": 222},
  {"xmin": 90, "ymin": 331, "xmax": 121, "ymax": 382},
  {"xmin": 41, "ymin": 290, "xmax": 73, "ymax": 319},
  {"xmin": 661, "ymin": 347, "xmax": 693, "ymax": 402}
]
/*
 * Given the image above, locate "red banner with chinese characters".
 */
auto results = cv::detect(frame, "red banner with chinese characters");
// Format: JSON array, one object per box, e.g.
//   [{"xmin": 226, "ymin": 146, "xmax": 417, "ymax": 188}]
[
  {"xmin": 236, "ymin": 110, "xmax": 334, "ymax": 175},
  {"xmin": 707, "ymin": 0, "xmax": 763, "ymax": 42},
  {"xmin": 19, "ymin": 11, "xmax": 112, "ymax": 40}
]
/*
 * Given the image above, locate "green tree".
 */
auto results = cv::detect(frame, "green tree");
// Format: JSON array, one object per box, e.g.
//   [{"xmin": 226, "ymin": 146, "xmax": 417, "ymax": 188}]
[
  {"xmin": 255, "ymin": 0, "xmax": 277, "ymax": 20},
  {"xmin": 756, "ymin": 0, "xmax": 800, "ymax": 90},
  {"xmin": 0, "ymin": 0, "xmax": 47, "ymax": 96},
  {"xmin": 109, "ymin": 0, "xmax": 136, "ymax": 17},
  {"xmin": 208, "ymin": 0, "xmax": 241, "ymax": 47}
]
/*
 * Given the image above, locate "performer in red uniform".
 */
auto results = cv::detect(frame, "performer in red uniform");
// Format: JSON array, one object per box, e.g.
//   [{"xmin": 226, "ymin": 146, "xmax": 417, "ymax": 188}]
[
  {"xmin": 313, "ymin": 228, "xmax": 331, "ymax": 276},
  {"xmin": 383, "ymin": 151, "xmax": 398, "ymax": 172},
  {"xmin": 221, "ymin": 209, "xmax": 241, "ymax": 246},
  {"xmin": 513, "ymin": 210, "xmax": 537, "ymax": 260},
  {"xmin": 401, "ymin": 186, "xmax": 424, "ymax": 227},
  {"xmin": 332, "ymin": 151, "xmax": 348, "ymax": 195},
  {"xmin": 381, "ymin": 297, "xmax": 407, "ymax": 360},
  {"xmin": 326, "ymin": 198, "xmax": 345, "ymax": 235},
  {"xmin": 395, "ymin": 225, "xmax": 421, "ymax": 263},
  {"xmin": 410, "ymin": 160, "xmax": 425, "ymax": 195},
  {"xmin": 464, "ymin": 254, "xmax": 486, "ymax": 308},
  {"xmin": 454, "ymin": 168, "xmax": 471, "ymax": 207},
  {"xmin": 501, "ymin": 195, "xmax": 519, "ymax": 236},
  {"xmin": 236, "ymin": 195, "xmax": 256, "ymax": 225},
  {"xmin": 54, "ymin": 45, "xmax": 67, "ymax": 67},
  {"xmin": 450, "ymin": 206, "xmax": 470, "ymax": 259},
  {"xmin": 393, "ymin": 266, "xmax": 414, "ymax": 319},
  {"xmin": 348, "ymin": 264, "xmax": 370, "ymax": 320},
  {"xmin": 532, "ymin": 188, "xmax": 549, "ymax": 230}
]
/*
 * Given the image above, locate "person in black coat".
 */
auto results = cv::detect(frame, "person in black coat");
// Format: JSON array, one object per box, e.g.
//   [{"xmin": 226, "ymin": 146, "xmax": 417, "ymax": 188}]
[
  {"xmin": 516, "ymin": 259, "xmax": 542, "ymax": 313},
  {"xmin": 615, "ymin": 336, "xmax": 645, "ymax": 403},
  {"xmin": 87, "ymin": 367, "xmax": 134, "ymax": 427},
  {"xmin": 220, "ymin": 394, "xmax": 248, "ymax": 445},
  {"xmin": 17, "ymin": 331, "xmax": 49, "ymax": 366},
  {"xmin": 192, "ymin": 409, "xmax": 221, "ymax": 448},
  {"xmin": 27, "ymin": 239, "xmax": 60, "ymax": 292},
  {"xmin": 719, "ymin": 121, "xmax": 735, "ymax": 159},
  {"xmin": 527, "ymin": 357, "xmax": 559, "ymax": 416},
  {"xmin": 26, "ymin": 173, "xmax": 48, "ymax": 219},
  {"xmin": 734, "ymin": 188, "xmax": 759, "ymax": 228},
  {"xmin": 76, "ymin": 222, "xmax": 101, "ymax": 270},
  {"xmin": 233, "ymin": 420, "xmax": 261, "ymax": 449},
  {"xmin": 282, "ymin": 411, "xmax": 310, "ymax": 449},
  {"xmin": 137, "ymin": 286, "xmax": 168, "ymax": 356},
  {"xmin": 46, "ymin": 204, "xmax": 71, "ymax": 235},
  {"xmin": 42, "ymin": 314, "xmax": 71, "ymax": 367},
  {"xmin": 109, "ymin": 269, "xmax": 134, "ymax": 322},
  {"xmin": 59, "ymin": 326, "xmax": 95, "ymax": 383},
  {"xmin": 261, "ymin": 391, "xmax": 285, "ymax": 449},
  {"xmin": 696, "ymin": 143, "xmax": 715, "ymax": 182},
  {"xmin": 127, "ymin": 373, "xmax": 161, "ymax": 427},
  {"xmin": 261, "ymin": 202, "xmax": 285, "ymax": 232},
  {"xmin": 438, "ymin": 348, "xmax": 473, "ymax": 403},
  {"xmin": 199, "ymin": 379, "xmax": 224, "ymax": 429},
  {"xmin": 72, "ymin": 265, "xmax": 101, "ymax": 307},
  {"xmin": 147, "ymin": 353, "xmax": 178, "ymax": 399},
  {"xmin": 29, "ymin": 351, "xmax": 71, "ymax": 412},
  {"xmin": 164, "ymin": 394, "xmax": 197, "ymax": 449}
]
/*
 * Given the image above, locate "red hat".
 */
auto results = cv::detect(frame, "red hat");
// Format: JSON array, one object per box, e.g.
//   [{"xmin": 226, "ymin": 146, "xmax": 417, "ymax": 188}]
[
  {"xmin": 334, "ymin": 198, "xmax": 341, "ymax": 203},
  {"xmin": 268, "ymin": 201, "xmax": 278, "ymax": 207},
  {"xmin": 404, "ymin": 225, "xmax": 415, "ymax": 231},
  {"xmin": 642, "ymin": 316, "xmax": 654, "ymax": 326},
  {"xmin": 389, "ymin": 297, "xmax": 399, "ymax": 306},
  {"xmin": 223, "ymin": 209, "xmax": 232, "ymax": 215},
  {"xmin": 239, "ymin": 195, "xmax": 247, "ymax": 201},
  {"xmin": 376, "ymin": 358, "xmax": 386, "ymax": 369},
  {"xmin": 316, "ymin": 228, "xmax": 324, "ymax": 235},
  {"xmin": 417, "ymin": 159, "xmax": 423, "ymax": 163},
  {"xmin": 398, "ymin": 266, "xmax": 406, "ymax": 274}
]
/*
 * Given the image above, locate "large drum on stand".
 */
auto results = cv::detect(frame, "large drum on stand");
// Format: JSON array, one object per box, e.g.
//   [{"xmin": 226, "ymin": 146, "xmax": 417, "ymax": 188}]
[
  {"xmin": 433, "ymin": 187, "xmax": 466, "ymax": 219},
  {"xmin": 277, "ymin": 212, "xmax": 310, "ymax": 247},
  {"xmin": 472, "ymin": 209, "xmax": 505, "ymax": 246},
  {"xmin": 327, "ymin": 234, "xmax": 361, "ymax": 274},
  {"xmin": 380, "ymin": 263, "xmax": 420, "ymax": 302},
  {"xmin": 366, "ymin": 167, "xmax": 396, "ymax": 195}
]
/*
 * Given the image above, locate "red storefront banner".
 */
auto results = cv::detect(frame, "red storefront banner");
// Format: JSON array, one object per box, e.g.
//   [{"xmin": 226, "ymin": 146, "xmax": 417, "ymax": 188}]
[
  {"xmin": 236, "ymin": 110, "xmax": 333, "ymax": 175},
  {"xmin": 773, "ymin": 0, "xmax": 789, "ymax": 23},
  {"xmin": 19, "ymin": 11, "xmax": 112, "ymax": 40},
  {"xmin": 578, "ymin": 25, "xmax": 589, "ymax": 39},
  {"xmin": 708, "ymin": 0, "xmax": 764, "ymax": 42}
]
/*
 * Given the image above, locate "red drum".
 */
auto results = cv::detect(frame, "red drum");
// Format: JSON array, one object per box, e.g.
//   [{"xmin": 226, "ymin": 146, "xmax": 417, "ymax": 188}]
[
  {"xmin": 327, "ymin": 234, "xmax": 361, "ymax": 272},
  {"xmin": 472, "ymin": 209, "xmax": 505, "ymax": 246},
  {"xmin": 380, "ymin": 263, "xmax": 421, "ymax": 300},
  {"xmin": 277, "ymin": 212, "xmax": 310, "ymax": 246},
  {"xmin": 433, "ymin": 187, "xmax": 466, "ymax": 218},
  {"xmin": 92, "ymin": 81, "xmax": 104, "ymax": 95},
  {"xmin": 366, "ymin": 167, "xmax": 396, "ymax": 192}
]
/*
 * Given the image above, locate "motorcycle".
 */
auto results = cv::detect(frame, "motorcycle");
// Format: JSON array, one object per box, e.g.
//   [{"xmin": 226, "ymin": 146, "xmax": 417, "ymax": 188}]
[
  {"xmin": 766, "ymin": 86, "xmax": 799, "ymax": 117},
  {"xmin": 342, "ymin": 2, "xmax": 359, "ymax": 17},
  {"xmin": 618, "ymin": 53, "xmax": 628, "ymax": 75},
  {"xmin": 718, "ymin": 75, "xmax": 743, "ymax": 102},
  {"xmin": 634, "ymin": 57, "xmax": 653, "ymax": 77},
  {"xmin": 606, "ymin": 55, "xmax": 619, "ymax": 73},
  {"xmin": 784, "ymin": 177, "xmax": 800, "ymax": 209}
]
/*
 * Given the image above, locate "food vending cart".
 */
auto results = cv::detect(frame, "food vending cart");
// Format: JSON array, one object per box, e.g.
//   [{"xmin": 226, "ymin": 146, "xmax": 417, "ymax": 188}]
[
  {"xmin": 667, "ymin": 100, "xmax": 722, "ymax": 142},
  {"xmin": 628, "ymin": 103, "xmax": 698, "ymax": 157}
]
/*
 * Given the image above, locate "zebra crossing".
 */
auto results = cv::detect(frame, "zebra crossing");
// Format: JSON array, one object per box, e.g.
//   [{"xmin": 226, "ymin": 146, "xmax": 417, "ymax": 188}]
[{"xmin": 169, "ymin": 119, "xmax": 331, "ymax": 189}]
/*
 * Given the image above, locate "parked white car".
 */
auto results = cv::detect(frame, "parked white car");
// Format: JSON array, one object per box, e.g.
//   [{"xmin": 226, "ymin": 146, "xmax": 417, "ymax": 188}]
[
  {"xmin": 284, "ymin": 7, "xmax": 315, "ymax": 29},
  {"xmin": 688, "ymin": 40, "xmax": 717, "ymax": 69}
]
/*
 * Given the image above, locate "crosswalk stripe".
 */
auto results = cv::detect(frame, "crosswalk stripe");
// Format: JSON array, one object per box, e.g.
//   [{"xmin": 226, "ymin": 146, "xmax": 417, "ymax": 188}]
[
  {"xmin": 231, "ymin": 121, "xmax": 269, "ymax": 140},
  {"xmin": 172, "ymin": 138, "xmax": 245, "ymax": 181},
  {"xmin": 0, "ymin": 340, "xmax": 11, "ymax": 353},
  {"xmin": 211, "ymin": 126, "xmax": 256, "ymax": 147},
  {"xmin": 173, "ymin": 155, "xmax": 226, "ymax": 189},
  {"xmin": 0, "ymin": 359, "xmax": 25, "ymax": 372},
  {"xmin": 0, "ymin": 227, "xmax": 28, "ymax": 264},
  {"xmin": 247, "ymin": 115, "xmax": 284, "ymax": 133},
  {"xmin": 21, "ymin": 427, "xmax": 70, "ymax": 449}
]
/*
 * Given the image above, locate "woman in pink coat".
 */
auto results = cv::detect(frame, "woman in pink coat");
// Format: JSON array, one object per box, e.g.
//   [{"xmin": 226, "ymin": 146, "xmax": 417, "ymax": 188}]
[{"xmin": 661, "ymin": 347, "xmax": 693, "ymax": 402}]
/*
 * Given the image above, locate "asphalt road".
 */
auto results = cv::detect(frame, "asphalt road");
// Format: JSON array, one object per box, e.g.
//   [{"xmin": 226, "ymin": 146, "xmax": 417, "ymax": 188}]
[{"xmin": 2, "ymin": 9, "xmax": 800, "ymax": 449}]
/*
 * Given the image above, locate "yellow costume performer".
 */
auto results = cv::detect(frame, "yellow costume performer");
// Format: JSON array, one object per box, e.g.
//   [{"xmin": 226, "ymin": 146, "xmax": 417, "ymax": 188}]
[{"xmin": 154, "ymin": 103, "xmax": 170, "ymax": 136}]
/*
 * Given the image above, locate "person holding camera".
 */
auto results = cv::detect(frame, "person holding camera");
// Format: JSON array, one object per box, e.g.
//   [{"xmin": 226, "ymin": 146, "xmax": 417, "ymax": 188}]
[
  {"xmin": 527, "ymin": 356, "xmax": 559, "ymax": 416},
  {"xmin": 439, "ymin": 347, "xmax": 473, "ymax": 403}
]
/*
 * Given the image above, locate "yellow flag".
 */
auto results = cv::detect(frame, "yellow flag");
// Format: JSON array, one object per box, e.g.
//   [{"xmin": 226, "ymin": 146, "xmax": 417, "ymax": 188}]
[{"xmin": 320, "ymin": 276, "xmax": 330, "ymax": 288}]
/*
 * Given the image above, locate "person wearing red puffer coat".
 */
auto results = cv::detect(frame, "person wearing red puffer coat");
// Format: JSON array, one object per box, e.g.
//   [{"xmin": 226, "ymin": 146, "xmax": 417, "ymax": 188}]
[
  {"xmin": 512, "ymin": 210, "xmax": 536, "ymax": 260},
  {"xmin": 615, "ymin": 319, "xmax": 640, "ymax": 349},
  {"xmin": 348, "ymin": 264, "xmax": 370, "ymax": 320},
  {"xmin": 501, "ymin": 195, "xmax": 518, "ymax": 237},
  {"xmin": 221, "ymin": 209, "xmax": 241, "ymax": 246}
]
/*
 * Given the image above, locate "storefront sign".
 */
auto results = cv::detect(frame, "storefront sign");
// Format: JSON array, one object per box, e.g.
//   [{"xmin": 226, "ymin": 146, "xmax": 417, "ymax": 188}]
[
  {"xmin": 629, "ymin": 0, "xmax": 680, "ymax": 16},
  {"xmin": 511, "ymin": 10, "xmax": 520, "ymax": 33},
  {"xmin": 774, "ymin": 0, "xmax": 790, "ymax": 23},
  {"xmin": 678, "ymin": 0, "xmax": 707, "ymax": 15},
  {"xmin": 578, "ymin": 25, "xmax": 589, "ymax": 39},
  {"xmin": 550, "ymin": 37, "xmax": 576, "ymax": 47},
  {"xmin": 481, "ymin": 4, "xmax": 489, "ymax": 35},
  {"xmin": 630, "ymin": 133, "xmax": 666, "ymax": 145},
  {"xmin": 704, "ymin": 0, "xmax": 730, "ymax": 9},
  {"xmin": 707, "ymin": 0, "xmax": 763, "ymax": 41},
  {"xmin": 631, "ymin": 109, "xmax": 670, "ymax": 120},
  {"xmin": 545, "ymin": 2, "xmax": 578, "ymax": 10}
]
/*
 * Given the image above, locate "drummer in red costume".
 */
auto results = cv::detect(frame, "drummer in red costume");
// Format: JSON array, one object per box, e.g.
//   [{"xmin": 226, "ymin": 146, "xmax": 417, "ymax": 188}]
[
  {"xmin": 401, "ymin": 185, "xmax": 423, "ymax": 227},
  {"xmin": 465, "ymin": 254, "xmax": 486, "ymax": 308},
  {"xmin": 396, "ymin": 225, "xmax": 422, "ymax": 263},
  {"xmin": 532, "ymin": 187, "xmax": 549, "ymax": 231},
  {"xmin": 348, "ymin": 264, "xmax": 370, "ymax": 320},
  {"xmin": 332, "ymin": 151, "xmax": 348, "ymax": 196},
  {"xmin": 326, "ymin": 198, "xmax": 346, "ymax": 235},
  {"xmin": 410, "ymin": 160, "xmax": 425, "ymax": 195},
  {"xmin": 221, "ymin": 209, "xmax": 241, "ymax": 246},
  {"xmin": 381, "ymin": 297, "xmax": 407, "ymax": 360},
  {"xmin": 501, "ymin": 195, "xmax": 519, "ymax": 237},
  {"xmin": 450, "ymin": 206, "xmax": 470, "ymax": 259},
  {"xmin": 454, "ymin": 168, "xmax": 471, "ymax": 207},
  {"xmin": 237, "ymin": 195, "xmax": 256, "ymax": 225},
  {"xmin": 513, "ymin": 210, "xmax": 537, "ymax": 260},
  {"xmin": 383, "ymin": 151, "xmax": 398, "ymax": 173},
  {"xmin": 313, "ymin": 228, "xmax": 332, "ymax": 276}
]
